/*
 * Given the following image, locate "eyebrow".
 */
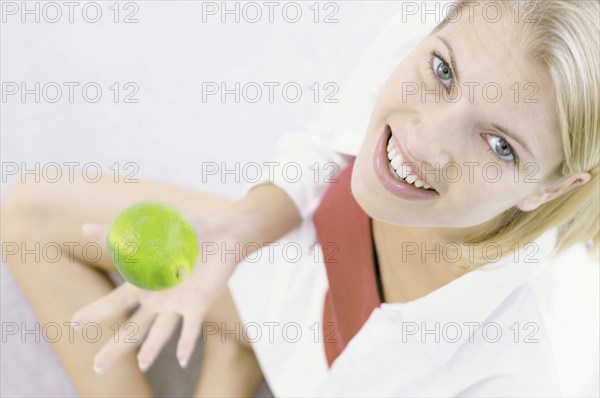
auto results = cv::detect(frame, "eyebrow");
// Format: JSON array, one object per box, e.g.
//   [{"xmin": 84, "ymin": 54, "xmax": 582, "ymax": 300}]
[
  {"xmin": 491, "ymin": 123, "xmax": 533, "ymax": 157},
  {"xmin": 436, "ymin": 35, "xmax": 534, "ymax": 159},
  {"xmin": 438, "ymin": 36, "xmax": 460, "ymax": 85}
]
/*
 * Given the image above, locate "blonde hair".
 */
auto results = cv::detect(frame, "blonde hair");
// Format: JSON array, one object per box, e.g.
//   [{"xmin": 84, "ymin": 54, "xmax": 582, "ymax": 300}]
[{"xmin": 437, "ymin": 0, "xmax": 600, "ymax": 275}]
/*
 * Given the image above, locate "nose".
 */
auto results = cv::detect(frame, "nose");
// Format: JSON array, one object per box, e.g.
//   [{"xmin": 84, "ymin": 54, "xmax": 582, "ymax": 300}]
[{"xmin": 404, "ymin": 114, "xmax": 454, "ymax": 171}]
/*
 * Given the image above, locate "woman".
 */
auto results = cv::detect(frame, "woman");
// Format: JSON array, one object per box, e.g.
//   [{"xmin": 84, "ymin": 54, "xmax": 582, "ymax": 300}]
[{"xmin": 2, "ymin": 0, "xmax": 598, "ymax": 396}]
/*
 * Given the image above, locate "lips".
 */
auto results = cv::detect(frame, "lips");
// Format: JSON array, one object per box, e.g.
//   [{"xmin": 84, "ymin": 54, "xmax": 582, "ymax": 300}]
[
  {"xmin": 387, "ymin": 132, "xmax": 435, "ymax": 190},
  {"xmin": 372, "ymin": 124, "xmax": 440, "ymax": 200}
]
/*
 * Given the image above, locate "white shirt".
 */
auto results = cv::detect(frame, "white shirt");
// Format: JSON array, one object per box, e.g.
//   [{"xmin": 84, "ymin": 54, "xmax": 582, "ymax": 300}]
[{"xmin": 229, "ymin": 8, "xmax": 600, "ymax": 398}]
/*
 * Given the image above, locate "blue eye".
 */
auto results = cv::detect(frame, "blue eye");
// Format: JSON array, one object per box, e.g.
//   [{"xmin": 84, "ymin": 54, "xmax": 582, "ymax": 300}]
[
  {"xmin": 484, "ymin": 134, "xmax": 518, "ymax": 164},
  {"xmin": 427, "ymin": 50, "xmax": 519, "ymax": 166},
  {"xmin": 431, "ymin": 54, "xmax": 453, "ymax": 88}
]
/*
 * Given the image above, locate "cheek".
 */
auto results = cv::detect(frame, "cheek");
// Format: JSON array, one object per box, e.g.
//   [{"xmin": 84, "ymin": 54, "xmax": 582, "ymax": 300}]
[
  {"xmin": 377, "ymin": 60, "xmax": 424, "ymax": 112},
  {"xmin": 453, "ymin": 173, "xmax": 529, "ymax": 209}
]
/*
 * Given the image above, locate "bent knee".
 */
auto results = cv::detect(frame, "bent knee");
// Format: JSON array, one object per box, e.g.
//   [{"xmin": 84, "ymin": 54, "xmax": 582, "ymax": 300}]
[
  {"xmin": 1, "ymin": 179, "xmax": 44, "ymax": 242},
  {"xmin": 203, "ymin": 287, "xmax": 254, "ymax": 351},
  {"xmin": 1, "ymin": 171, "xmax": 77, "ymax": 240}
]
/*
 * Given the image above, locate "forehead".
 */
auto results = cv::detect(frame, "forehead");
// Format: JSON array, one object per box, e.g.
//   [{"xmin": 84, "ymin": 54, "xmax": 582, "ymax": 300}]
[
  {"xmin": 440, "ymin": 6, "xmax": 548, "ymax": 98},
  {"xmin": 436, "ymin": 10, "xmax": 563, "ymax": 170}
]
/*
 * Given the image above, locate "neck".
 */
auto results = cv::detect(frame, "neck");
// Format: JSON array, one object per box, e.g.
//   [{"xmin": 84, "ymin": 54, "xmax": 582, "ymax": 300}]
[{"xmin": 371, "ymin": 218, "xmax": 496, "ymax": 303}]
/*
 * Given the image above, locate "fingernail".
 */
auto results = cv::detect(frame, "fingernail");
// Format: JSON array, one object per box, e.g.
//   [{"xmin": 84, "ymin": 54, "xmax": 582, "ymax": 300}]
[
  {"xmin": 82, "ymin": 223, "xmax": 95, "ymax": 237},
  {"xmin": 93, "ymin": 364, "xmax": 104, "ymax": 375},
  {"xmin": 139, "ymin": 362, "xmax": 150, "ymax": 373},
  {"xmin": 179, "ymin": 358, "xmax": 188, "ymax": 369}
]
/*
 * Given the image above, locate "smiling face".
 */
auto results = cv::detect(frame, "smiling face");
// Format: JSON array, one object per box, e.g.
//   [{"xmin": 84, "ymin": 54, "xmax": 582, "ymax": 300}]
[{"xmin": 352, "ymin": 7, "xmax": 573, "ymax": 240}]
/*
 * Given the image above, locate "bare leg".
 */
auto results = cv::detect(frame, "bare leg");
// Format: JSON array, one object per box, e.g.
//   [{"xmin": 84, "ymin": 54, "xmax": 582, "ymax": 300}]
[
  {"xmin": 195, "ymin": 287, "xmax": 264, "ymax": 397},
  {"xmin": 1, "ymin": 170, "xmax": 263, "ymax": 397}
]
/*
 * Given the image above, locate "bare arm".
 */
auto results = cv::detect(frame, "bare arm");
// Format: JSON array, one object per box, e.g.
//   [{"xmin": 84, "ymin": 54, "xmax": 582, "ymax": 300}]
[{"xmin": 202, "ymin": 182, "xmax": 303, "ymax": 259}]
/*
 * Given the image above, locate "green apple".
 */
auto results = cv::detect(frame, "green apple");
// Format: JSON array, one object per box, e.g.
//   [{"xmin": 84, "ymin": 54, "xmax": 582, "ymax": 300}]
[{"xmin": 107, "ymin": 201, "xmax": 199, "ymax": 290}]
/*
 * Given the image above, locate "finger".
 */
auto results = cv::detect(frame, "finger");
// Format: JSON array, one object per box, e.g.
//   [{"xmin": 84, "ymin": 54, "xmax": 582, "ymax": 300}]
[
  {"xmin": 176, "ymin": 309, "xmax": 206, "ymax": 368},
  {"xmin": 136, "ymin": 312, "xmax": 180, "ymax": 372},
  {"xmin": 70, "ymin": 283, "xmax": 139, "ymax": 327},
  {"xmin": 81, "ymin": 223, "xmax": 115, "ymax": 270},
  {"xmin": 81, "ymin": 223, "xmax": 109, "ymax": 246},
  {"xmin": 92, "ymin": 306, "xmax": 156, "ymax": 374}
]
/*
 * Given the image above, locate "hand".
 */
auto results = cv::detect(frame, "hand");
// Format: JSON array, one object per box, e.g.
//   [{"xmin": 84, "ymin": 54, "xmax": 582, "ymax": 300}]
[{"xmin": 70, "ymin": 216, "xmax": 240, "ymax": 374}]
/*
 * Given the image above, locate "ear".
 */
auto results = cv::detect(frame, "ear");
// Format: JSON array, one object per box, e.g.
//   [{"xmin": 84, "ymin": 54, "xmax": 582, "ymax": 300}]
[{"xmin": 516, "ymin": 172, "xmax": 592, "ymax": 212}]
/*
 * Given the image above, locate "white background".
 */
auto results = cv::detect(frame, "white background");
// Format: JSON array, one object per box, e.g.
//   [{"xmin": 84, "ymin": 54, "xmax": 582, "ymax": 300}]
[
  {"xmin": 0, "ymin": 1, "xmax": 421, "ymax": 396},
  {"xmin": 2, "ymin": 1, "xmax": 598, "ymax": 397}
]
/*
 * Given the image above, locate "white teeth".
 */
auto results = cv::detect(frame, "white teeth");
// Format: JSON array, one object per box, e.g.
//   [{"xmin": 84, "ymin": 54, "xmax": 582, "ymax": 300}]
[
  {"xmin": 396, "ymin": 164, "xmax": 409, "ymax": 179},
  {"xmin": 394, "ymin": 168, "xmax": 403, "ymax": 180},
  {"xmin": 386, "ymin": 135, "xmax": 434, "ymax": 192},
  {"xmin": 405, "ymin": 174, "xmax": 417, "ymax": 184}
]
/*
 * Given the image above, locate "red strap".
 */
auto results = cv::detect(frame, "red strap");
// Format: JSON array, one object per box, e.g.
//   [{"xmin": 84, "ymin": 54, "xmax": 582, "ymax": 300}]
[{"xmin": 312, "ymin": 158, "xmax": 382, "ymax": 367}]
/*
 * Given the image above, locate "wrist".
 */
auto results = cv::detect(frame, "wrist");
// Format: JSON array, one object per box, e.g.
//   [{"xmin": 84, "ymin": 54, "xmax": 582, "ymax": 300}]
[{"xmin": 188, "ymin": 182, "xmax": 301, "ymax": 268}]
